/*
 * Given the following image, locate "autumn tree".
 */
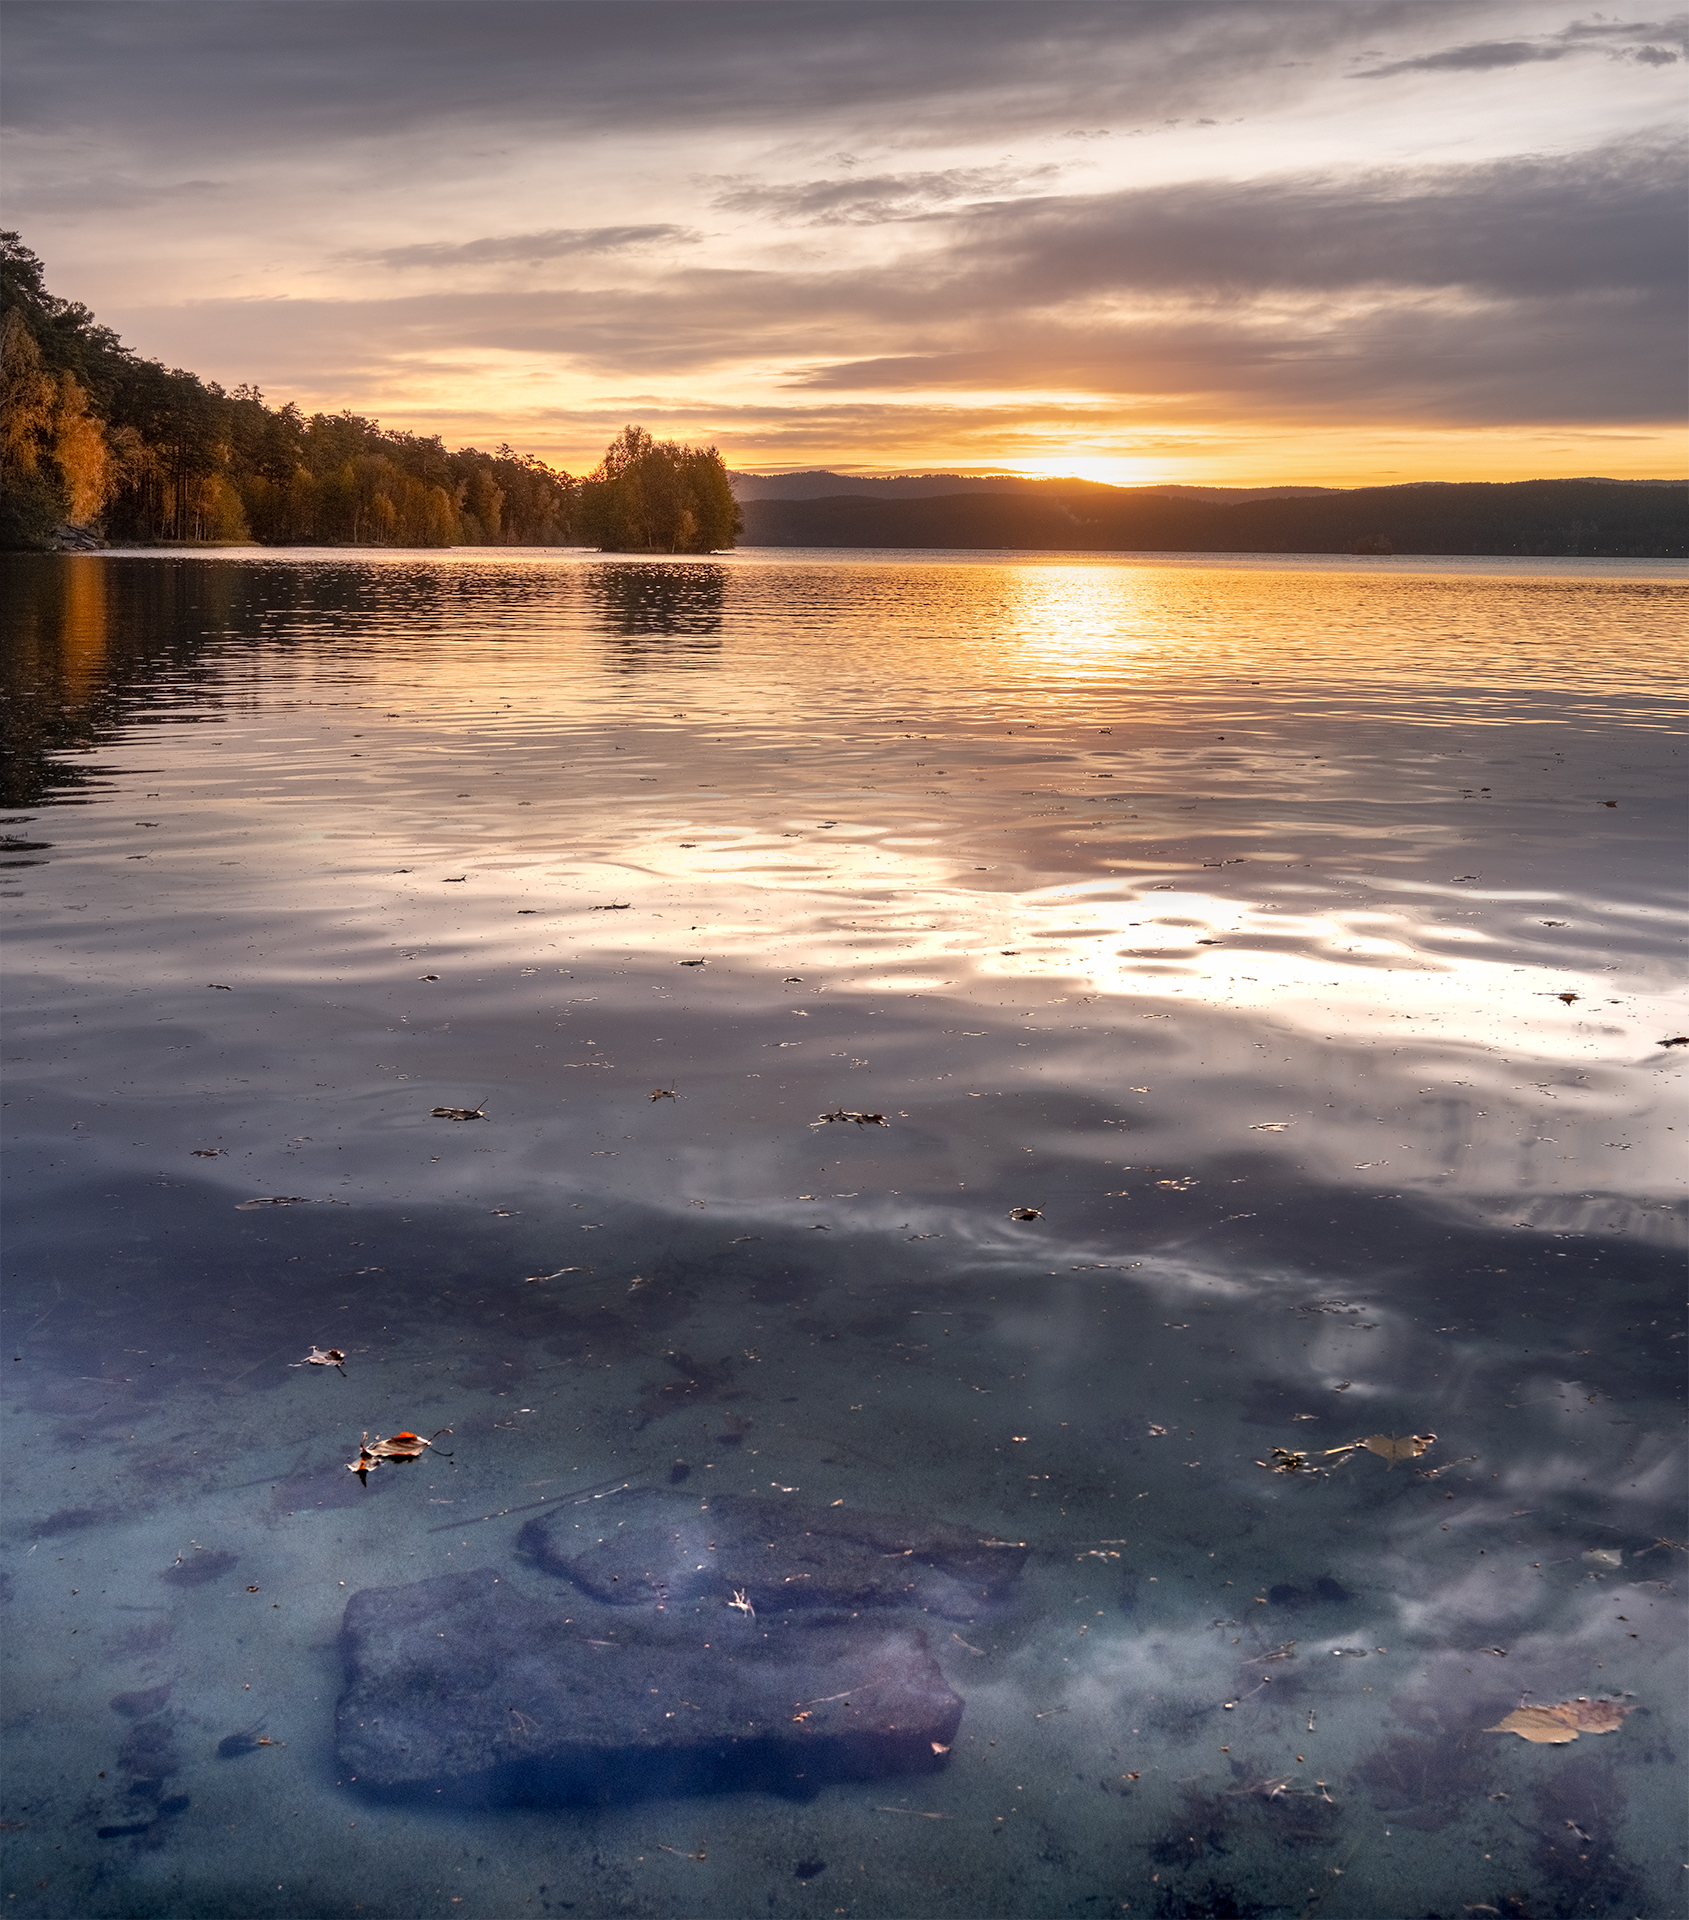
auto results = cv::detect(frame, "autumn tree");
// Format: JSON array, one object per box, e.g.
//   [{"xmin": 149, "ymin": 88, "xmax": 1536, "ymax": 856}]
[
  {"xmin": 576, "ymin": 425, "xmax": 741, "ymax": 552},
  {"xmin": 2, "ymin": 231, "xmax": 578, "ymax": 549}
]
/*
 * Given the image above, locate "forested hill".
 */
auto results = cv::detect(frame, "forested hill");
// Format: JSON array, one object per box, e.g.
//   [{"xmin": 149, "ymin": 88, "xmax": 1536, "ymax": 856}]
[
  {"xmin": 0, "ymin": 233, "xmax": 575, "ymax": 549},
  {"xmin": 737, "ymin": 478, "xmax": 1686, "ymax": 558}
]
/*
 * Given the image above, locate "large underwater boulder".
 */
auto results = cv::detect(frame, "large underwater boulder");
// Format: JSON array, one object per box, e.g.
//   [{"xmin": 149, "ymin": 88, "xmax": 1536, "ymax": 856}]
[
  {"xmin": 517, "ymin": 1489, "xmax": 1026, "ymax": 1620},
  {"xmin": 336, "ymin": 1566, "xmax": 962, "ymax": 1801}
]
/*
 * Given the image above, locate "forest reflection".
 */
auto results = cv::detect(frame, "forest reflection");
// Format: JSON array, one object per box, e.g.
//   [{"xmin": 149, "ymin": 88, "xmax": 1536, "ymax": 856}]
[{"xmin": 583, "ymin": 561, "xmax": 726, "ymax": 655}]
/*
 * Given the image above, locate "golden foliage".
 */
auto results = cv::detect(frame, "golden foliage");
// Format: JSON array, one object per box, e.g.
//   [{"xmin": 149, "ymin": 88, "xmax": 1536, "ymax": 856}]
[
  {"xmin": 51, "ymin": 372, "xmax": 111, "ymax": 522},
  {"xmin": 1, "ymin": 307, "xmax": 55, "ymax": 478}
]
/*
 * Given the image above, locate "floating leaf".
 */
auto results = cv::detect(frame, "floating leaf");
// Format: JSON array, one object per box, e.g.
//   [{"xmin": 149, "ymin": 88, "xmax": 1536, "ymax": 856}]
[
  {"xmin": 1361, "ymin": 1433, "xmax": 1436, "ymax": 1468},
  {"xmin": 811, "ymin": 1108, "xmax": 887, "ymax": 1128},
  {"xmin": 192, "ymin": 1147, "xmax": 224, "ymax": 1157},
  {"xmin": 236, "ymin": 1195, "xmax": 310, "ymax": 1210},
  {"xmin": 1562, "ymin": 1697, "xmax": 1635, "ymax": 1734},
  {"xmin": 347, "ymin": 1427, "xmax": 453, "ymax": 1484},
  {"xmin": 292, "ymin": 1346, "xmax": 346, "ymax": 1376},
  {"xmin": 1488, "ymin": 1697, "xmax": 1635, "ymax": 1744},
  {"xmin": 431, "ymin": 1101, "xmax": 487, "ymax": 1121},
  {"xmin": 1488, "ymin": 1706, "xmax": 1579, "ymax": 1744}
]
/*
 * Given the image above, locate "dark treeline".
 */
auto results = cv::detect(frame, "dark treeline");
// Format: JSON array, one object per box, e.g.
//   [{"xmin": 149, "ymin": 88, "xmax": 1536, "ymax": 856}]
[
  {"xmin": 0, "ymin": 234, "xmax": 737, "ymax": 553},
  {"xmin": 738, "ymin": 477, "xmax": 1687, "ymax": 558}
]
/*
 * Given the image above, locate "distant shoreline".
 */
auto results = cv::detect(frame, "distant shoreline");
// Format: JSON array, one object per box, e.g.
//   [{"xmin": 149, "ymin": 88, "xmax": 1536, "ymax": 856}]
[
  {"xmin": 731, "ymin": 476, "xmax": 1687, "ymax": 560},
  {"xmin": 41, "ymin": 469, "xmax": 1685, "ymax": 562}
]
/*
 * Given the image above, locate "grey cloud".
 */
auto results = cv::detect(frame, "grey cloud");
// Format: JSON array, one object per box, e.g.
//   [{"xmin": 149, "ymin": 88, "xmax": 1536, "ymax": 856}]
[
  {"xmin": 102, "ymin": 133, "xmax": 1685, "ymax": 405},
  {"xmin": 2, "ymin": 0, "xmax": 1476, "ymax": 157},
  {"xmin": 110, "ymin": 243, "xmax": 1682, "ymax": 434},
  {"xmin": 783, "ymin": 289, "xmax": 1685, "ymax": 426},
  {"xmin": 711, "ymin": 165, "xmax": 1060, "ymax": 226},
  {"xmin": 939, "ymin": 135, "xmax": 1686, "ymax": 302},
  {"xmin": 1353, "ymin": 39, "xmax": 1574, "ymax": 75},
  {"xmin": 343, "ymin": 226, "xmax": 698, "ymax": 269},
  {"xmin": 17, "ymin": 175, "xmax": 225, "ymax": 214},
  {"xmin": 1354, "ymin": 11, "xmax": 1688, "ymax": 75},
  {"xmin": 1559, "ymin": 12, "xmax": 1689, "ymax": 44}
]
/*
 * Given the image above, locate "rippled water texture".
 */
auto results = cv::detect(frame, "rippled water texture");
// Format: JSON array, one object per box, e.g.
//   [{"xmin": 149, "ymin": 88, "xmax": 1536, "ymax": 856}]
[{"xmin": 3, "ymin": 550, "xmax": 1685, "ymax": 1919}]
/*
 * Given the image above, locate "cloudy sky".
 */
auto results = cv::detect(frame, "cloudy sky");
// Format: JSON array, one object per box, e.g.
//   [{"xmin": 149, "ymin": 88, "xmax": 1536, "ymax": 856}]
[{"xmin": 4, "ymin": 1, "xmax": 1684, "ymax": 482}]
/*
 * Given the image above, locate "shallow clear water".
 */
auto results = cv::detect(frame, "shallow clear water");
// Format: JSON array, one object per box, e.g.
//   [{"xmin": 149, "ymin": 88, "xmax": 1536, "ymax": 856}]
[{"xmin": 2, "ymin": 548, "xmax": 1684, "ymax": 1920}]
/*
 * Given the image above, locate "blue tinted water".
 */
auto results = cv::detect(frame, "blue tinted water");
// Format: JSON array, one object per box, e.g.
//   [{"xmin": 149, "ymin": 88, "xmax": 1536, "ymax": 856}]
[{"xmin": 2, "ymin": 550, "xmax": 1684, "ymax": 1918}]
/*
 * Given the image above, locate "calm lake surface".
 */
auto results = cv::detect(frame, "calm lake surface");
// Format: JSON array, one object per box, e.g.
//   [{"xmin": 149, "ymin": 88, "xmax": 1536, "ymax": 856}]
[{"xmin": 2, "ymin": 549, "xmax": 1684, "ymax": 1920}]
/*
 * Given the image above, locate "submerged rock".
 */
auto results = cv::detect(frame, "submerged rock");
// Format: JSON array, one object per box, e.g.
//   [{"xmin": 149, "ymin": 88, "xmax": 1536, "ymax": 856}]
[
  {"xmin": 336, "ymin": 1567, "xmax": 962, "ymax": 1801},
  {"xmin": 518, "ymin": 1490, "xmax": 1026, "ymax": 1620},
  {"xmin": 110, "ymin": 1684, "xmax": 172, "ymax": 1719}
]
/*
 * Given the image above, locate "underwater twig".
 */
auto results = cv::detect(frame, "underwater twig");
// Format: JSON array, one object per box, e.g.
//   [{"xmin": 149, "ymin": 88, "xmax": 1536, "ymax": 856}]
[
  {"xmin": 1222, "ymin": 1677, "xmax": 1272, "ymax": 1709},
  {"xmin": 426, "ymin": 1477, "xmax": 628, "ymax": 1533}
]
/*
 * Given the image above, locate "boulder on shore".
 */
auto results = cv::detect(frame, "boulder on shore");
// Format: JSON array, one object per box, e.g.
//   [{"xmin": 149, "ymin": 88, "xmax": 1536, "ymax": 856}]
[
  {"xmin": 336, "ymin": 1567, "xmax": 962, "ymax": 1802},
  {"xmin": 517, "ymin": 1489, "xmax": 1026, "ymax": 1620},
  {"xmin": 49, "ymin": 523, "xmax": 106, "ymax": 552}
]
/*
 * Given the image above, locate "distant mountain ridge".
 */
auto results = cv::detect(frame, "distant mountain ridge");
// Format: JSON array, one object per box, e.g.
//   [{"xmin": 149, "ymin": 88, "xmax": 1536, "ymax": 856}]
[
  {"xmin": 732, "ymin": 476, "xmax": 1685, "ymax": 558},
  {"xmin": 729, "ymin": 470, "xmax": 1337, "ymax": 503}
]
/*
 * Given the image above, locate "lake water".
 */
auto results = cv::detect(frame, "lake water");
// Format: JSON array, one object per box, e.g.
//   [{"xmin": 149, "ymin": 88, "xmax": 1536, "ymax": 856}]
[{"xmin": 2, "ymin": 549, "xmax": 1684, "ymax": 1920}]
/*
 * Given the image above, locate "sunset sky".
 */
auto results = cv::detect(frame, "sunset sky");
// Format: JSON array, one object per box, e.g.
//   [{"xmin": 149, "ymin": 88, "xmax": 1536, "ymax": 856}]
[{"xmin": 5, "ymin": 1, "xmax": 1684, "ymax": 484}]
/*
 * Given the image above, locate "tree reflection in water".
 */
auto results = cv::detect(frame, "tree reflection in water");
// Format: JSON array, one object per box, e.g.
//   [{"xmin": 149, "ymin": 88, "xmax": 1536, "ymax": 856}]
[{"xmin": 584, "ymin": 561, "xmax": 726, "ymax": 662}]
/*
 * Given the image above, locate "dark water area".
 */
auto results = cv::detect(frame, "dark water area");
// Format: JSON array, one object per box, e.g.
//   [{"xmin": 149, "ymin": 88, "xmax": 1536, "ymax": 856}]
[{"xmin": 2, "ymin": 548, "xmax": 1684, "ymax": 1919}]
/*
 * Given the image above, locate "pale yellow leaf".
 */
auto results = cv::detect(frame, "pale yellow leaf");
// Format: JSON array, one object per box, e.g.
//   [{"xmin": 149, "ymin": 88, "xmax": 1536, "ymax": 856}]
[
  {"xmin": 1361, "ymin": 1432, "xmax": 1435, "ymax": 1466},
  {"xmin": 1487, "ymin": 1706, "xmax": 1580, "ymax": 1744}
]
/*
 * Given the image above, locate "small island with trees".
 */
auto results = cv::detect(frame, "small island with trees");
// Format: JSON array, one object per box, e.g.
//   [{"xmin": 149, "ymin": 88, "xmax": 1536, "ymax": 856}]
[{"xmin": 0, "ymin": 232, "xmax": 739, "ymax": 554}]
